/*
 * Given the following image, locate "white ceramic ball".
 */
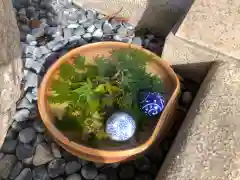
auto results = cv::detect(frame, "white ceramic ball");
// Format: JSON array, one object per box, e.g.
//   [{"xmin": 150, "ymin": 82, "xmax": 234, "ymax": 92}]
[{"xmin": 106, "ymin": 112, "xmax": 136, "ymax": 141}]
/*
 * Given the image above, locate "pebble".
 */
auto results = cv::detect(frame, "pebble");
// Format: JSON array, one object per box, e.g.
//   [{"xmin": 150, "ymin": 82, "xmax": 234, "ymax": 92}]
[
  {"xmin": 11, "ymin": 121, "xmax": 23, "ymax": 131},
  {"xmin": 94, "ymin": 20, "xmax": 104, "ymax": 29},
  {"xmin": 146, "ymin": 34, "xmax": 155, "ymax": 41},
  {"xmin": 19, "ymin": 8, "xmax": 26, "ymax": 15},
  {"xmin": 68, "ymin": 23, "xmax": 79, "ymax": 29},
  {"xmin": 45, "ymin": 26, "xmax": 59, "ymax": 36},
  {"xmin": 132, "ymin": 37, "xmax": 142, "ymax": 46},
  {"xmin": 20, "ymin": 31, "xmax": 26, "ymax": 41},
  {"xmin": 97, "ymin": 13, "xmax": 105, "ymax": 19},
  {"xmin": 48, "ymin": 159, "xmax": 66, "ymax": 178},
  {"xmin": 33, "ymin": 166, "xmax": 50, "ymax": 180},
  {"xmin": 13, "ymin": 109, "xmax": 30, "ymax": 122},
  {"xmin": 68, "ymin": 36, "xmax": 81, "ymax": 43},
  {"xmin": 55, "ymin": 178, "xmax": 64, "ymax": 180},
  {"xmin": 82, "ymin": 33, "xmax": 92, "ymax": 41},
  {"xmin": 25, "ymin": 60, "xmax": 42, "ymax": 73},
  {"xmin": 44, "ymin": 132, "xmax": 54, "ymax": 143},
  {"xmin": 52, "ymin": 41, "xmax": 68, "ymax": 51},
  {"xmin": 17, "ymin": 97, "xmax": 35, "ymax": 110},
  {"xmin": 83, "ymin": 20, "xmax": 94, "ymax": 28},
  {"xmin": 135, "ymin": 173, "xmax": 152, "ymax": 180},
  {"xmin": 26, "ymin": 91, "xmax": 37, "ymax": 103},
  {"xmin": 68, "ymin": 13, "xmax": 79, "ymax": 24},
  {"xmin": 15, "ymin": 168, "xmax": 32, "ymax": 180},
  {"xmin": 29, "ymin": 40, "xmax": 38, "ymax": 46},
  {"xmin": 87, "ymin": 25, "xmax": 96, "ymax": 33},
  {"xmin": 23, "ymin": 156, "xmax": 33, "ymax": 166},
  {"xmin": 81, "ymin": 164, "xmax": 98, "ymax": 180},
  {"xmin": 33, "ymin": 143, "xmax": 54, "ymax": 166},
  {"xmin": 65, "ymin": 161, "xmax": 82, "ymax": 174},
  {"xmin": 16, "ymin": 144, "xmax": 34, "ymax": 160},
  {"xmin": 122, "ymin": 21, "xmax": 134, "ymax": 30},
  {"xmin": 181, "ymin": 91, "xmax": 193, "ymax": 106},
  {"xmin": 51, "ymin": 143, "xmax": 62, "ymax": 158},
  {"xmin": 143, "ymin": 38, "xmax": 150, "ymax": 48},
  {"xmin": 64, "ymin": 28, "xmax": 73, "ymax": 40},
  {"xmin": 33, "ymin": 120, "xmax": 45, "ymax": 133},
  {"xmin": 66, "ymin": 174, "xmax": 82, "ymax": 180},
  {"xmin": 33, "ymin": 134, "xmax": 45, "ymax": 147},
  {"xmin": 100, "ymin": 166, "xmax": 118, "ymax": 180},
  {"xmin": 0, "ymin": 153, "xmax": 4, "ymax": 160},
  {"xmin": 94, "ymin": 174, "xmax": 108, "ymax": 180},
  {"xmin": 62, "ymin": 151, "xmax": 77, "ymax": 161},
  {"xmin": 24, "ymin": 71, "xmax": 38, "ymax": 90},
  {"xmin": 39, "ymin": 46, "xmax": 51, "ymax": 55},
  {"xmin": 24, "ymin": 45, "xmax": 36, "ymax": 55},
  {"xmin": 78, "ymin": 12, "xmax": 87, "ymax": 24},
  {"xmin": 1, "ymin": 139, "xmax": 17, "ymax": 153},
  {"xmin": 5, "ymin": 129, "xmax": 18, "ymax": 140},
  {"xmin": 103, "ymin": 22, "xmax": 113, "ymax": 34},
  {"xmin": 134, "ymin": 156, "xmax": 151, "ymax": 171},
  {"xmin": 86, "ymin": 9, "xmax": 96, "ymax": 19},
  {"xmin": 32, "ymin": 28, "xmax": 45, "ymax": 38},
  {"xmin": 110, "ymin": 19, "xmax": 121, "ymax": 30},
  {"xmin": 0, "ymin": 155, "xmax": 17, "ymax": 179},
  {"xmin": 19, "ymin": 127, "xmax": 36, "ymax": 143},
  {"xmin": 119, "ymin": 164, "xmax": 135, "ymax": 179},
  {"xmin": 9, "ymin": 162, "xmax": 23, "ymax": 180},
  {"xmin": 74, "ymin": 26, "xmax": 85, "ymax": 36},
  {"xmin": 92, "ymin": 29, "xmax": 103, "ymax": 40},
  {"xmin": 26, "ymin": 6, "xmax": 35, "ymax": 18},
  {"xmin": 26, "ymin": 34, "xmax": 36, "ymax": 43}
]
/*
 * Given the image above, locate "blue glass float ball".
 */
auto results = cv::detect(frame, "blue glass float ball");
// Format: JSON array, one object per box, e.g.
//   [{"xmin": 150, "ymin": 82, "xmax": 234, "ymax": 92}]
[
  {"xmin": 106, "ymin": 112, "xmax": 136, "ymax": 141},
  {"xmin": 139, "ymin": 92, "xmax": 165, "ymax": 117}
]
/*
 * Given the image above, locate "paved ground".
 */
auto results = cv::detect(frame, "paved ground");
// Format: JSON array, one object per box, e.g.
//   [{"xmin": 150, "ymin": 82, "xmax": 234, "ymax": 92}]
[{"xmin": 0, "ymin": 0, "xmax": 196, "ymax": 179}]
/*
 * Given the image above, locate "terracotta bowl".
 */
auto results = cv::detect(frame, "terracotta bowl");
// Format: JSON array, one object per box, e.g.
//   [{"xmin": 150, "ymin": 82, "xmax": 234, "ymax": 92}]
[{"xmin": 38, "ymin": 41, "xmax": 180, "ymax": 163}]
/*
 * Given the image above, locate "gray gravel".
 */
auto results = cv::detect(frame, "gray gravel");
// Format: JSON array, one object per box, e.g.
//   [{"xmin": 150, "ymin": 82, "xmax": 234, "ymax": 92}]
[
  {"xmin": 1, "ymin": 0, "xmax": 175, "ymax": 180},
  {"xmin": 19, "ymin": 127, "xmax": 36, "ymax": 143},
  {"xmin": 81, "ymin": 164, "xmax": 98, "ymax": 180},
  {"xmin": 33, "ymin": 143, "xmax": 54, "ymax": 166},
  {"xmin": 15, "ymin": 168, "xmax": 32, "ymax": 180},
  {"xmin": 0, "ymin": 154, "xmax": 17, "ymax": 179},
  {"xmin": 48, "ymin": 159, "xmax": 66, "ymax": 178},
  {"xmin": 33, "ymin": 120, "xmax": 46, "ymax": 133},
  {"xmin": 66, "ymin": 174, "xmax": 82, "ymax": 180},
  {"xmin": 33, "ymin": 165, "xmax": 51, "ymax": 180},
  {"xmin": 9, "ymin": 162, "xmax": 23, "ymax": 180},
  {"xmin": 1, "ymin": 139, "xmax": 17, "ymax": 153},
  {"xmin": 65, "ymin": 161, "xmax": 81, "ymax": 175},
  {"xmin": 16, "ymin": 144, "xmax": 34, "ymax": 160}
]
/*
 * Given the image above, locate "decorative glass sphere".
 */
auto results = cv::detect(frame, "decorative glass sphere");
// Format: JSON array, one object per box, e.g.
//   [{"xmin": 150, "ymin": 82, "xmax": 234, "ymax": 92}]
[
  {"xmin": 139, "ymin": 92, "xmax": 165, "ymax": 117},
  {"xmin": 106, "ymin": 112, "xmax": 136, "ymax": 141}
]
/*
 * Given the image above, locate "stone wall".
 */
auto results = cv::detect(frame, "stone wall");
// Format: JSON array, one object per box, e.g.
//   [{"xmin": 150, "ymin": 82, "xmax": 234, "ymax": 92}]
[
  {"xmin": 0, "ymin": 0, "xmax": 23, "ymax": 147},
  {"xmin": 73, "ymin": 0, "xmax": 194, "ymax": 36}
]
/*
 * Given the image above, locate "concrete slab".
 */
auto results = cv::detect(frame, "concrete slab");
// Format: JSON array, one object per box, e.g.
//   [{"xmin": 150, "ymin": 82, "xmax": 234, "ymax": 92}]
[
  {"xmin": 162, "ymin": 31, "xmax": 217, "ymax": 83},
  {"xmin": 156, "ymin": 60, "xmax": 240, "ymax": 180},
  {"xmin": 176, "ymin": 0, "xmax": 240, "ymax": 60},
  {"xmin": 73, "ymin": 0, "xmax": 194, "ymax": 36}
]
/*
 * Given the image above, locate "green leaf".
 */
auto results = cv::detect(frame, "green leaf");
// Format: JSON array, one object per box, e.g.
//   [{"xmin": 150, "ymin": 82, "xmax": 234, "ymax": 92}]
[
  {"xmin": 95, "ymin": 130, "xmax": 108, "ymax": 140},
  {"xmin": 87, "ymin": 95, "xmax": 100, "ymax": 113},
  {"xmin": 51, "ymin": 79, "xmax": 69, "ymax": 95},
  {"xmin": 59, "ymin": 63, "xmax": 77, "ymax": 80},
  {"xmin": 75, "ymin": 56, "xmax": 85, "ymax": 69},
  {"xmin": 94, "ymin": 84, "xmax": 106, "ymax": 93},
  {"xmin": 101, "ymin": 96, "xmax": 114, "ymax": 107}
]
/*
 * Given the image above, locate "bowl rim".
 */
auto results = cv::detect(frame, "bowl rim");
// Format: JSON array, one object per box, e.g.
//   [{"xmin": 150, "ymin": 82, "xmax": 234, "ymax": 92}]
[{"xmin": 38, "ymin": 41, "xmax": 180, "ymax": 158}]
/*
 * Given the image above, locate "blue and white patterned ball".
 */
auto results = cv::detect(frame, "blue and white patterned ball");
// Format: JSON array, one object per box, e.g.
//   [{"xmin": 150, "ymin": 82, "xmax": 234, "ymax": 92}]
[
  {"xmin": 139, "ymin": 92, "xmax": 165, "ymax": 117},
  {"xmin": 106, "ymin": 112, "xmax": 136, "ymax": 141}
]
